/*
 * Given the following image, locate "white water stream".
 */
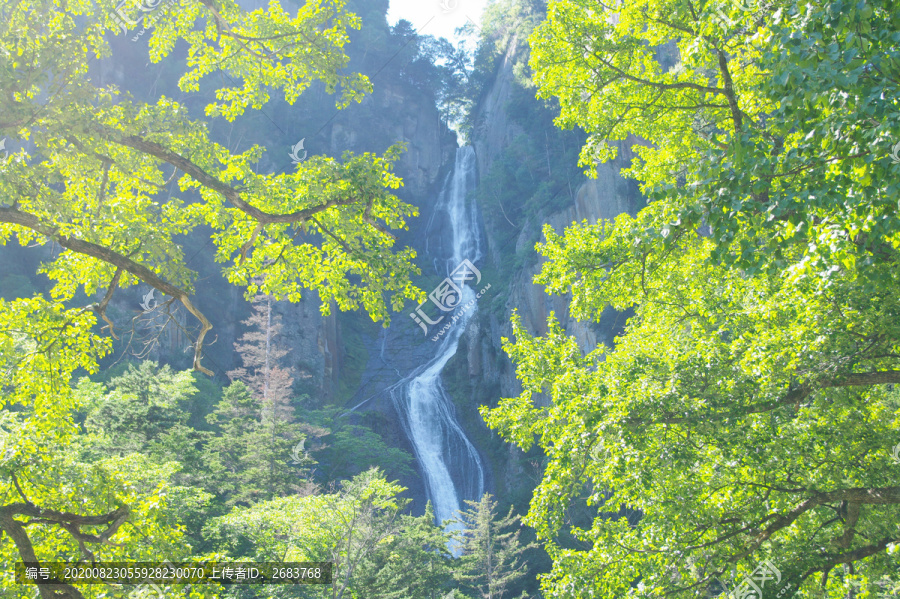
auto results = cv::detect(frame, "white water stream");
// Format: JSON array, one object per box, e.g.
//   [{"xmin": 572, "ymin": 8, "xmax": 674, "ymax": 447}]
[{"xmin": 390, "ymin": 147, "xmax": 485, "ymax": 544}]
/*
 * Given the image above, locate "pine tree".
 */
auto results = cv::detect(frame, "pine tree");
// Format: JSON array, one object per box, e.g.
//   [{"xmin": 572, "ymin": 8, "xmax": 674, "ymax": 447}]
[
  {"xmin": 454, "ymin": 494, "xmax": 536, "ymax": 599},
  {"xmin": 218, "ymin": 295, "xmax": 317, "ymax": 502},
  {"xmin": 228, "ymin": 294, "xmax": 295, "ymax": 423},
  {"xmin": 203, "ymin": 381, "xmax": 267, "ymax": 505},
  {"xmin": 352, "ymin": 501, "xmax": 456, "ymax": 599},
  {"xmin": 83, "ymin": 361, "xmax": 196, "ymax": 457}
]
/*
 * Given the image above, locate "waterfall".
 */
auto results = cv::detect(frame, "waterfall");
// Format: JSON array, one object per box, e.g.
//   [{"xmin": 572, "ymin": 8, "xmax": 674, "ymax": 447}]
[{"xmin": 390, "ymin": 147, "xmax": 485, "ymax": 546}]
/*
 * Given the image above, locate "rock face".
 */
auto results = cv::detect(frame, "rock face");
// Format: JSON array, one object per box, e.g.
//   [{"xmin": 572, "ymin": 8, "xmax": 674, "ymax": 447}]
[
  {"xmin": 346, "ymin": 83, "xmax": 457, "ymax": 199},
  {"xmin": 503, "ymin": 141, "xmax": 643, "ymax": 360},
  {"xmin": 472, "ymin": 37, "xmax": 522, "ymax": 186},
  {"xmin": 88, "ymin": 6, "xmax": 457, "ymax": 400},
  {"xmin": 447, "ymin": 33, "xmax": 648, "ymax": 500},
  {"xmin": 274, "ymin": 79, "xmax": 457, "ymax": 400},
  {"xmin": 506, "ymin": 139, "xmax": 644, "ymax": 357},
  {"xmin": 469, "ymin": 53, "xmax": 644, "ymax": 385},
  {"xmin": 465, "ymin": 31, "xmax": 643, "ymax": 376}
]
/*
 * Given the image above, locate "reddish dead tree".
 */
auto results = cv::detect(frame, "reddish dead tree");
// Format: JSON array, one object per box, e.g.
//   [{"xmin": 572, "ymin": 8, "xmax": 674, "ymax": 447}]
[{"xmin": 228, "ymin": 294, "xmax": 299, "ymax": 496}]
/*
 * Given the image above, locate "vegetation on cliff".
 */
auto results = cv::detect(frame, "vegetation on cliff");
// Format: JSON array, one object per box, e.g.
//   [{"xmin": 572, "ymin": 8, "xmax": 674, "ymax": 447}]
[
  {"xmin": 1, "ymin": 0, "xmax": 898, "ymax": 596},
  {"xmin": 482, "ymin": 0, "xmax": 900, "ymax": 596}
]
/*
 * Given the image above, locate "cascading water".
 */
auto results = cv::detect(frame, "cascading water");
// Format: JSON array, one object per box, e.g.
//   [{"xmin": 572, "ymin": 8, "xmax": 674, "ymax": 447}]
[{"xmin": 389, "ymin": 147, "xmax": 485, "ymax": 545}]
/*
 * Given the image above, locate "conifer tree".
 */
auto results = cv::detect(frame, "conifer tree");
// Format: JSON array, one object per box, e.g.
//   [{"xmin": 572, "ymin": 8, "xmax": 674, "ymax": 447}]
[
  {"xmin": 229, "ymin": 294, "xmax": 295, "ymax": 423},
  {"xmin": 215, "ymin": 295, "xmax": 316, "ymax": 502},
  {"xmin": 454, "ymin": 494, "xmax": 536, "ymax": 599},
  {"xmin": 352, "ymin": 501, "xmax": 456, "ymax": 599},
  {"xmin": 83, "ymin": 361, "xmax": 196, "ymax": 456}
]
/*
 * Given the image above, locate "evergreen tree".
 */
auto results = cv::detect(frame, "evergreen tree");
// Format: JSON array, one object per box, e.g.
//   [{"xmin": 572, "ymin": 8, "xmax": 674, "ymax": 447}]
[
  {"xmin": 454, "ymin": 494, "xmax": 536, "ymax": 599},
  {"xmin": 229, "ymin": 293, "xmax": 295, "ymax": 423},
  {"xmin": 203, "ymin": 381, "xmax": 316, "ymax": 505},
  {"xmin": 83, "ymin": 361, "xmax": 199, "ymax": 459},
  {"xmin": 352, "ymin": 501, "xmax": 456, "ymax": 599},
  {"xmin": 221, "ymin": 294, "xmax": 318, "ymax": 502}
]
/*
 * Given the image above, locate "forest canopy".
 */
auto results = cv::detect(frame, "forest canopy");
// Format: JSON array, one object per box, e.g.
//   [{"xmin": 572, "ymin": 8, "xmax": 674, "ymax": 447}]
[
  {"xmin": 0, "ymin": 0, "xmax": 431, "ymax": 596},
  {"xmin": 482, "ymin": 0, "xmax": 900, "ymax": 596},
  {"xmin": 2, "ymin": 0, "xmax": 900, "ymax": 596}
]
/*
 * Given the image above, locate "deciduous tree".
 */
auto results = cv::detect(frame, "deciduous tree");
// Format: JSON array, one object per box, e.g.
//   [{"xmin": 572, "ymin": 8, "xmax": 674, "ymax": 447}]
[
  {"xmin": 206, "ymin": 468, "xmax": 449, "ymax": 599},
  {"xmin": 0, "ymin": 0, "xmax": 424, "ymax": 591},
  {"xmin": 483, "ymin": 0, "xmax": 900, "ymax": 596}
]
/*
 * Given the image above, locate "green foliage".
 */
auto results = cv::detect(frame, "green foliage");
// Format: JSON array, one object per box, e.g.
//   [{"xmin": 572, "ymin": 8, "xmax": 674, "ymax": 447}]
[
  {"xmin": 68, "ymin": 357, "xmax": 416, "ymax": 566},
  {"xmin": 298, "ymin": 407, "xmax": 415, "ymax": 482},
  {"xmin": 205, "ymin": 468, "xmax": 452, "ymax": 599},
  {"xmin": 202, "ymin": 381, "xmax": 313, "ymax": 505},
  {"xmin": 480, "ymin": 0, "xmax": 900, "ymax": 596},
  {"xmin": 82, "ymin": 361, "xmax": 197, "ymax": 452},
  {"xmin": 530, "ymin": 0, "xmax": 900, "ymax": 279},
  {"xmin": 323, "ymin": 425, "xmax": 415, "ymax": 480},
  {"xmin": 350, "ymin": 501, "xmax": 457, "ymax": 599},
  {"xmin": 0, "ymin": 0, "xmax": 425, "ymax": 381},
  {"xmin": 0, "ymin": 0, "xmax": 433, "ymax": 584},
  {"xmin": 0, "ymin": 398, "xmax": 217, "ymax": 598},
  {"xmin": 183, "ymin": 372, "xmax": 225, "ymax": 432},
  {"xmin": 453, "ymin": 493, "xmax": 536, "ymax": 599}
]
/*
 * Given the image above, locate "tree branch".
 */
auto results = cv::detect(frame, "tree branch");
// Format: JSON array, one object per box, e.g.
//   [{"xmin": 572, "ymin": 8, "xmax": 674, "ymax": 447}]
[
  {"xmin": 0, "ymin": 503, "xmax": 130, "ymax": 599},
  {"xmin": 715, "ymin": 49, "xmax": 742, "ymax": 133},
  {"xmin": 118, "ymin": 135, "xmax": 362, "ymax": 224},
  {"xmin": 800, "ymin": 536, "xmax": 900, "ymax": 587},
  {"xmin": 0, "ymin": 206, "xmax": 213, "ymax": 374},
  {"xmin": 93, "ymin": 268, "xmax": 121, "ymax": 340},
  {"xmin": 629, "ymin": 370, "xmax": 900, "ymax": 426},
  {"xmin": 590, "ymin": 52, "xmax": 726, "ymax": 96}
]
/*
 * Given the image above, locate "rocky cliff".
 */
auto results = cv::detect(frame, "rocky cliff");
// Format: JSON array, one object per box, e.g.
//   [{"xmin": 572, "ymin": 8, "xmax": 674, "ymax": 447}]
[
  {"xmin": 451, "ymin": 29, "xmax": 648, "ymax": 499},
  {"xmin": 89, "ymin": 5, "xmax": 458, "ymax": 400}
]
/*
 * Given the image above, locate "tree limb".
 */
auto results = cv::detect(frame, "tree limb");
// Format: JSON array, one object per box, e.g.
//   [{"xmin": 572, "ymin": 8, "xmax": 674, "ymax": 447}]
[
  {"xmin": 0, "ymin": 206, "xmax": 213, "ymax": 374},
  {"xmin": 0, "ymin": 503, "xmax": 130, "ymax": 599},
  {"xmin": 118, "ymin": 135, "xmax": 363, "ymax": 224}
]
